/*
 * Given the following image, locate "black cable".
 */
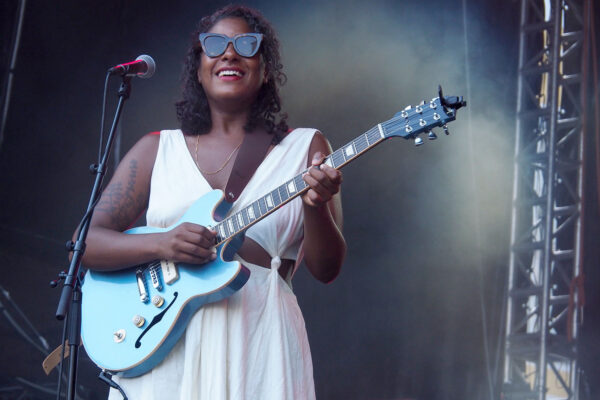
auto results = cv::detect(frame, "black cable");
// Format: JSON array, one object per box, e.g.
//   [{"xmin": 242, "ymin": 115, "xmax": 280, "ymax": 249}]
[
  {"xmin": 55, "ymin": 300, "xmax": 69, "ymax": 400},
  {"xmin": 99, "ymin": 371, "xmax": 128, "ymax": 400},
  {"xmin": 70, "ymin": 71, "xmax": 112, "ymax": 245},
  {"xmin": 99, "ymin": 71, "xmax": 110, "ymax": 164}
]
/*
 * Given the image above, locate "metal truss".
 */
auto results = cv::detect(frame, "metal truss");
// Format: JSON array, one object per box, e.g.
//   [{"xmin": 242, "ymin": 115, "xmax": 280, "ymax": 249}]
[{"xmin": 502, "ymin": 0, "xmax": 590, "ymax": 399}]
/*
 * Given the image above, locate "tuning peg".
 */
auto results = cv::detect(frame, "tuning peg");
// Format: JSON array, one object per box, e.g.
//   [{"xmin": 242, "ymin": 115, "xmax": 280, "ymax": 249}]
[
  {"xmin": 414, "ymin": 137, "xmax": 424, "ymax": 146},
  {"xmin": 427, "ymin": 130, "xmax": 437, "ymax": 140},
  {"xmin": 404, "ymin": 105, "xmax": 412, "ymax": 110},
  {"xmin": 443, "ymin": 124, "xmax": 450, "ymax": 135},
  {"xmin": 418, "ymin": 100, "xmax": 426, "ymax": 106}
]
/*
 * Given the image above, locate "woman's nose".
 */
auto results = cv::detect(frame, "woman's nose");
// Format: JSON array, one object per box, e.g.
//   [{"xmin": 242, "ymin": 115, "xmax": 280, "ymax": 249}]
[{"xmin": 221, "ymin": 42, "xmax": 238, "ymax": 59}]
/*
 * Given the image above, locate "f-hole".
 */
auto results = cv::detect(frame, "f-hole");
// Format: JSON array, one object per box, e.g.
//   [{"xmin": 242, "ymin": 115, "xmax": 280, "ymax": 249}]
[{"xmin": 135, "ymin": 292, "xmax": 178, "ymax": 349}]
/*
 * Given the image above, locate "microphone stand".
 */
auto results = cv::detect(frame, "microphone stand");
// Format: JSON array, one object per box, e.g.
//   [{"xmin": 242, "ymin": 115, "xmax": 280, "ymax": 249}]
[{"xmin": 54, "ymin": 75, "xmax": 132, "ymax": 400}]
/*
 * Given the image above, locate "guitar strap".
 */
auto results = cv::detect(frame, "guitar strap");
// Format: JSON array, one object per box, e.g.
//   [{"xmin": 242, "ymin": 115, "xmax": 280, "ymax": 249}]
[
  {"xmin": 223, "ymin": 126, "xmax": 280, "ymax": 203},
  {"xmin": 42, "ymin": 340, "xmax": 75, "ymax": 375}
]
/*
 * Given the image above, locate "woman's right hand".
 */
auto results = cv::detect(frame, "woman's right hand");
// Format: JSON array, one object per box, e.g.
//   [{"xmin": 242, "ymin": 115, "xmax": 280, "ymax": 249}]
[{"xmin": 157, "ymin": 223, "xmax": 217, "ymax": 265}]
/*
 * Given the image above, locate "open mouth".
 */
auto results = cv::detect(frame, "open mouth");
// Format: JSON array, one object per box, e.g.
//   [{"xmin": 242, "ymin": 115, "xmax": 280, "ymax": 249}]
[{"xmin": 217, "ymin": 69, "xmax": 244, "ymax": 78}]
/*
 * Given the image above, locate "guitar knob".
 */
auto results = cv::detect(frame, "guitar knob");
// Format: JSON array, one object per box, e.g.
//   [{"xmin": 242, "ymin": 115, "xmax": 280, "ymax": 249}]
[
  {"xmin": 152, "ymin": 295, "xmax": 165, "ymax": 308},
  {"xmin": 414, "ymin": 137, "xmax": 424, "ymax": 146},
  {"xmin": 113, "ymin": 329, "xmax": 126, "ymax": 343},
  {"xmin": 428, "ymin": 131, "xmax": 437, "ymax": 140},
  {"xmin": 132, "ymin": 315, "xmax": 146, "ymax": 328}
]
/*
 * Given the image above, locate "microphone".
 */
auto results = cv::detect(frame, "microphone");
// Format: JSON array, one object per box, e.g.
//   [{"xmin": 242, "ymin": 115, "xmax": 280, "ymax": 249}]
[{"xmin": 108, "ymin": 54, "xmax": 156, "ymax": 78}]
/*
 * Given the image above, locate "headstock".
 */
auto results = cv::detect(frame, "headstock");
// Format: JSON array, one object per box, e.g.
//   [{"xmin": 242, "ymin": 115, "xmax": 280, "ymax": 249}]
[{"xmin": 382, "ymin": 86, "xmax": 466, "ymax": 145}]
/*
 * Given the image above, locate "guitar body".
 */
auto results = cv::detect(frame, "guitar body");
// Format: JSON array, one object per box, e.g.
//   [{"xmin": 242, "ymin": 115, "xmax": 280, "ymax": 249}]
[{"xmin": 81, "ymin": 189, "xmax": 250, "ymax": 377}]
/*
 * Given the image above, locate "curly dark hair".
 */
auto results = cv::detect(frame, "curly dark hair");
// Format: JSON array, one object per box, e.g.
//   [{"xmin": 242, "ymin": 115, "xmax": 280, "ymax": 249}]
[{"xmin": 175, "ymin": 5, "xmax": 288, "ymax": 142}]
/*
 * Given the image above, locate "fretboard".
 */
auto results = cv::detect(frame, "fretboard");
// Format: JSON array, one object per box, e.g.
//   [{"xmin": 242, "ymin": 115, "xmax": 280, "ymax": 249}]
[{"xmin": 213, "ymin": 124, "xmax": 388, "ymax": 245}]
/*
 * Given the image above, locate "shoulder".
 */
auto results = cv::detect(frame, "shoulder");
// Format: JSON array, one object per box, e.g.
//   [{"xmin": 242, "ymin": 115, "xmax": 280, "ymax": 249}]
[
  {"xmin": 283, "ymin": 128, "xmax": 331, "ymax": 167},
  {"xmin": 126, "ymin": 129, "xmax": 183, "ymax": 159},
  {"xmin": 119, "ymin": 131, "xmax": 166, "ymax": 175},
  {"xmin": 280, "ymin": 127, "xmax": 325, "ymax": 147},
  {"xmin": 309, "ymin": 130, "xmax": 328, "ymax": 146},
  {"xmin": 131, "ymin": 130, "xmax": 161, "ymax": 151},
  {"xmin": 307, "ymin": 130, "xmax": 331, "ymax": 155}
]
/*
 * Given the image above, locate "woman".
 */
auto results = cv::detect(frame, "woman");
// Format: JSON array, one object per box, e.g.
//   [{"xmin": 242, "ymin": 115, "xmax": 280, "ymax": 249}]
[{"xmin": 84, "ymin": 5, "xmax": 345, "ymax": 400}]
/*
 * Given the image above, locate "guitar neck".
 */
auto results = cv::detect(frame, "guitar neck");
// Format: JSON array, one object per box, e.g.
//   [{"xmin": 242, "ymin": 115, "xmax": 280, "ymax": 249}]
[{"xmin": 213, "ymin": 124, "xmax": 388, "ymax": 245}]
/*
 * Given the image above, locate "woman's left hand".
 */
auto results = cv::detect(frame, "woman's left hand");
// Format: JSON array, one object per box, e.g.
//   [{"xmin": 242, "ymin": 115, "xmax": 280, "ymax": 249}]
[{"xmin": 302, "ymin": 151, "xmax": 342, "ymax": 208}]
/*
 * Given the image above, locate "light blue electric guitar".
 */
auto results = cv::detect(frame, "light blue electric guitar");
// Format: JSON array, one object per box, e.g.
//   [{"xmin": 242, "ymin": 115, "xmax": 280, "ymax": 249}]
[{"xmin": 81, "ymin": 88, "xmax": 466, "ymax": 377}]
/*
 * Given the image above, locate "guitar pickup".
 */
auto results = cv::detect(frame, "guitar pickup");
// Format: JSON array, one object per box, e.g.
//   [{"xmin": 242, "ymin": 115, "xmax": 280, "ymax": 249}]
[
  {"xmin": 160, "ymin": 260, "xmax": 179, "ymax": 284},
  {"xmin": 149, "ymin": 266, "xmax": 162, "ymax": 291}
]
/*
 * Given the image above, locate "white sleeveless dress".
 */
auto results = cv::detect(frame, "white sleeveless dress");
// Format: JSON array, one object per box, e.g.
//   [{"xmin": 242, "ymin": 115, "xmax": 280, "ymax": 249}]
[{"xmin": 108, "ymin": 128, "xmax": 318, "ymax": 400}]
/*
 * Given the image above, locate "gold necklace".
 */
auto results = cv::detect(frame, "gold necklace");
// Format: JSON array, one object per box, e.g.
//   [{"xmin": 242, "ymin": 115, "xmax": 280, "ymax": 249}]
[{"xmin": 194, "ymin": 134, "xmax": 243, "ymax": 175}]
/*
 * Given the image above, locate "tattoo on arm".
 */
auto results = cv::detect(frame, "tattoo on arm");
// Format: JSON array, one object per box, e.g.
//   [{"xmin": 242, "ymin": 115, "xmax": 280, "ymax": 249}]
[{"xmin": 96, "ymin": 159, "xmax": 147, "ymax": 228}]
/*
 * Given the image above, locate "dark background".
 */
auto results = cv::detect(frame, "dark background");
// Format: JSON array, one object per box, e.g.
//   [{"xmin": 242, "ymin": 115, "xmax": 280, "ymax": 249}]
[{"xmin": 0, "ymin": 1, "xmax": 597, "ymax": 399}]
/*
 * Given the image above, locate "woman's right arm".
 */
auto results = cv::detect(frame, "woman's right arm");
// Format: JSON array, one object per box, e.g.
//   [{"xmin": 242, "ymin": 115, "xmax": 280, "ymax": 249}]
[{"xmin": 82, "ymin": 133, "xmax": 216, "ymax": 271}]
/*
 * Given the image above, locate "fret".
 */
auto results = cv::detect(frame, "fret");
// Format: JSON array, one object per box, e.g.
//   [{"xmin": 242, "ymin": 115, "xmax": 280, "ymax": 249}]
[
  {"xmin": 230, "ymin": 215, "xmax": 238, "ymax": 232},
  {"xmin": 258, "ymin": 197, "xmax": 267, "ymax": 215},
  {"xmin": 367, "ymin": 128, "xmax": 381, "ymax": 145},
  {"xmin": 343, "ymin": 142, "xmax": 357, "ymax": 162},
  {"xmin": 278, "ymin": 185, "xmax": 289, "ymax": 203},
  {"xmin": 236, "ymin": 213, "xmax": 244, "ymax": 229},
  {"xmin": 365, "ymin": 130, "xmax": 375, "ymax": 146},
  {"xmin": 271, "ymin": 188, "xmax": 281, "ymax": 207},
  {"xmin": 354, "ymin": 133, "xmax": 369, "ymax": 153},
  {"xmin": 221, "ymin": 220, "xmax": 231, "ymax": 238},
  {"xmin": 241, "ymin": 208, "xmax": 250, "ymax": 225},
  {"xmin": 294, "ymin": 174, "xmax": 307, "ymax": 191},
  {"xmin": 253, "ymin": 202, "xmax": 261, "ymax": 219},
  {"xmin": 286, "ymin": 179, "xmax": 297, "ymax": 194},
  {"xmin": 265, "ymin": 193, "xmax": 274, "ymax": 209},
  {"xmin": 331, "ymin": 149, "xmax": 345, "ymax": 168},
  {"xmin": 227, "ymin": 218, "xmax": 235, "ymax": 235},
  {"xmin": 338, "ymin": 148, "xmax": 348, "ymax": 163},
  {"xmin": 377, "ymin": 123, "xmax": 385, "ymax": 138},
  {"xmin": 217, "ymin": 223, "xmax": 227, "ymax": 240}
]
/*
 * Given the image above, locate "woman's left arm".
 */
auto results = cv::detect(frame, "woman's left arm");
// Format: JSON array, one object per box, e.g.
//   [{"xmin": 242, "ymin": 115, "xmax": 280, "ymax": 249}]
[{"xmin": 301, "ymin": 131, "xmax": 346, "ymax": 283}]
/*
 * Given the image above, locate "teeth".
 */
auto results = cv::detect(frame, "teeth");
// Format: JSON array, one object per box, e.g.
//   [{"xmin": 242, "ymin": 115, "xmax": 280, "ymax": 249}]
[{"xmin": 218, "ymin": 70, "xmax": 242, "ymax": 77}]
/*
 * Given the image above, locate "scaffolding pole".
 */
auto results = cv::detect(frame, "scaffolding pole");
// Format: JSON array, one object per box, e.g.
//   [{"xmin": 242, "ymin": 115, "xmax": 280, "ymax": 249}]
[{"xmin": 502, "ymin": 0, "xmax": 589, "ymax": 399}]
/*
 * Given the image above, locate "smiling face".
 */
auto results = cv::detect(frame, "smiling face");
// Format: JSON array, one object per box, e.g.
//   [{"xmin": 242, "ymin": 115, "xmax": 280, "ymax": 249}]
[{"xmin": 198, "ymin": 17, "xmax": 265, "ymax": 112}]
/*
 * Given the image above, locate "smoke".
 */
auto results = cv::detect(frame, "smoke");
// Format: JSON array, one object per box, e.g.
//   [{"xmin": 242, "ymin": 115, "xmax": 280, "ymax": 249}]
[{"xmin": 267, "ymin": 0, "xmax": 515, "ymax": 272}]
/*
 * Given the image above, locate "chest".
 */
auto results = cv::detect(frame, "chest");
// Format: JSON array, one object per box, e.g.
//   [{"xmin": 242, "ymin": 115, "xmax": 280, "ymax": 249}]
[
  {"xmin": 187, "ymin": 135, "xmax": 241, "ymax": 191},
  {"xmin": 199, "ymin": 163, "xmax": 234, "ymax": 191}
]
